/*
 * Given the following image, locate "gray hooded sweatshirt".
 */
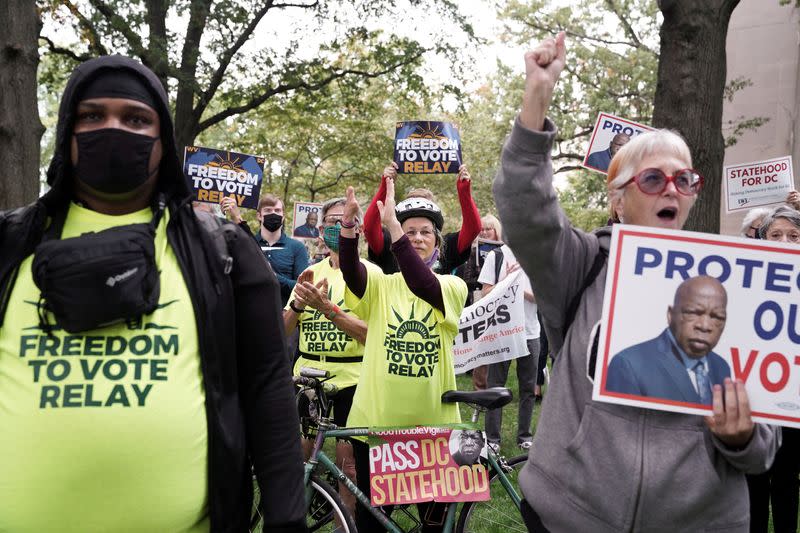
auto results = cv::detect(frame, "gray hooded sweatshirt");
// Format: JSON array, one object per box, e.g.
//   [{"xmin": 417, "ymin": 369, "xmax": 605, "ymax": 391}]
[{"xmin": 493, "ymin": 118, "xmax": 779, "ymax": 532}]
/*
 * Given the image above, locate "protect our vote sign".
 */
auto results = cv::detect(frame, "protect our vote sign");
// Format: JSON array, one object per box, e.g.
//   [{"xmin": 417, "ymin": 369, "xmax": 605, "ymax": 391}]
[
  {"xmin": 723, "ymin": 156, "xmax": 794, "ymax": 213},
  {"xmin": 183, "ymin": 145, "xmax": 265, "ymax": 209},
  {"xmin": 593, "ymin": 225, "xmax": 800, "ymax": 428},
  {"xmin": 583, "ymin": 112, "xmax": 653, "ymax": 175},
  {"xmin": 368, "ymin": 425, "xmax": 489, "ymax": 506},
  {"xmin": 393, "ymin": 121, "xmax": 462, "ymax": 174}
]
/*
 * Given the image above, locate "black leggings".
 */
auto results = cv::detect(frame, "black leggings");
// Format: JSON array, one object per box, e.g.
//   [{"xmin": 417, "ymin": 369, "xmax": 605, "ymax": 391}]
[
  {"xmin": 747, "ymin": 427, "xmax": 800, "ymax": 533},
  {"xmin": 352, "ymin": 440, "xmax": 448, "ymax": 532}
]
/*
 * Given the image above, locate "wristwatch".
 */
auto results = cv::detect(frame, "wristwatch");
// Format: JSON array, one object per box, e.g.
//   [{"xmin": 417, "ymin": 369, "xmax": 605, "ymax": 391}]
[{"xmin": 289, "ymin": 300, "xmax": 305, "ymax": 313}]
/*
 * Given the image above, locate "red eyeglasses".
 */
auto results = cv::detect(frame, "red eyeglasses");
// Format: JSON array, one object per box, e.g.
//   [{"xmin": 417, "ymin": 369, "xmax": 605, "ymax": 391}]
[{"xmin": 618, "ymin": 168, "xmax": 704, "ymax": 196}]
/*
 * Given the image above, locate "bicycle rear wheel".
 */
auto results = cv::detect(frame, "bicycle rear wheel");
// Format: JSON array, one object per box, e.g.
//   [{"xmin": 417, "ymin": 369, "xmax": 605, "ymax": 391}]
[
  {"xmin": 306, "ymin": 473, "xmax": 357, "ymax": 533},
  {"xmin": 456, "ymin": 454, "xmax": 528, "ymax": 533}
]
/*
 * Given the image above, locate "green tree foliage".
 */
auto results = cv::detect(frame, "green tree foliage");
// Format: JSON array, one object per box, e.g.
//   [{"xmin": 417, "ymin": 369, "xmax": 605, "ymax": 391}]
[
  {"xmin": 38, "ymin": 0, "xmax": 476, "ymax": 150},
  {"xmin": 457, "ymin": 0, "xmax": 766, "ymax": 232}
]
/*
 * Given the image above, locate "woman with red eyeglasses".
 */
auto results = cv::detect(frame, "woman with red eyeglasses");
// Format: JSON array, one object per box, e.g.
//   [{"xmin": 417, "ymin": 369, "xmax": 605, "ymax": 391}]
[
  {"xmin": 606, "ymin": 140, "xmax": 703, "ymax": 227},
  {"xmin": 493, "ymin": 32, "xmax": 778, "ymax": 533}
]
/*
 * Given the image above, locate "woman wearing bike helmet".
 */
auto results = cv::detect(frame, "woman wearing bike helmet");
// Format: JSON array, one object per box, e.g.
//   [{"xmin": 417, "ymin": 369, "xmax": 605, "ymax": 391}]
[
  {"xmin": 339, "ymin": 178, "xmax": 467, "ymax": 532},
  {"xmin": 363, "ymin": 162, "xmax": 480, "ymax": 274}
]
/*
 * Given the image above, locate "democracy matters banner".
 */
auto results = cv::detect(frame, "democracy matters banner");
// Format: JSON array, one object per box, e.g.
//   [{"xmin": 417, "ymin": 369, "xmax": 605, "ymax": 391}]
[
  {"xmin": 368, "ymin": 425, "xmax": 489, "ymax": 506},
  {"xmin": 593, "ymin": 224, "xmax": 800, "ymax": 428},
  {"xmin": 723, "ymin": 156, "xmax": 794, "ymax": 213},
  {"xmin": 453, "ymin": 270, "xmax": 528, "ymax": 374},
  {"xmin": 393, "ymin": 121, "xmax": 462, "ymax": 174},
  {"xmin": 183, "ymin": 145, "xmax": 265, "ymax": 209}
]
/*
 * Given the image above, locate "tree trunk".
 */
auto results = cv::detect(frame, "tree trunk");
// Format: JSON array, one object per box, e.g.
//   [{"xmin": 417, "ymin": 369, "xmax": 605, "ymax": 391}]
[
  {"xmin": 0, "ymin": 0, "xmax": 44, "ymax": 210},
  {"xmin": 653, "ymin": 0, "xmax": 739, "ymax": 234}
]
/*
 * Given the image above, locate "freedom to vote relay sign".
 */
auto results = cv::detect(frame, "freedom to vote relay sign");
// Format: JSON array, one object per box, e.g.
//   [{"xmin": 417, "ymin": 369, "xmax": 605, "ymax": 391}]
[
  {"xmin": 393, "ymin": 121, "xmax": 462, "ymax": 174},
  {"xmin": 723, "ymin": 156, "xmax": 794, "ymax": 213},
  {"xmin": 368, "ymin": 425, "xmax": 489, "ymax": 506},
  {"xmin": 183, "ymin": 145, "xmax": 265, "ymax": 209},
  {"xmin": 593, "ymin": 224, "xmax": 800, "ymax": 428}
]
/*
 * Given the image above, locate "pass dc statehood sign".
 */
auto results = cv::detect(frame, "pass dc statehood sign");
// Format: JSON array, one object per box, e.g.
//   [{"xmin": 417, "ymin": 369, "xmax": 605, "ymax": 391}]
[
  {"xmin": 583, "ymin": 113, "xmax": 654, "ymax": 174},
  {"xmin": 453, "ymin": 270, "xmax": 528, "ymax": 374},
  {"xmin": 393, "ymin": 121, "xmax": 462, "ymax": 174},
  {"xmin": 723, "ymin": 156, "xmax": 794, "ymax": 213},
  {"xmin": 183, "ymin": 146, "xmax": 265, "ymax": 209},
  {"xmin": 292, "ymin": 202, "xmax": 323, "ymax": 240},
  {"xmin": 368, "ymin": 425, "xmax": 489, "ymax": 506},
  {"xmin": 593, "ymin": 224, "xmax": 800, "ymax": 428}
]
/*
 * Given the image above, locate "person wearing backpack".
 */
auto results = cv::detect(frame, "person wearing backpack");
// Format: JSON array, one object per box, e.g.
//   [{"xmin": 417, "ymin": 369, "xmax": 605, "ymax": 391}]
[
  {"xmin": 0, "ymin": 55, "xmax": 305, "ymax": 532},
  {"xmin": 478, "ymin": 243, "xmax": 539, "ymax": 451}
]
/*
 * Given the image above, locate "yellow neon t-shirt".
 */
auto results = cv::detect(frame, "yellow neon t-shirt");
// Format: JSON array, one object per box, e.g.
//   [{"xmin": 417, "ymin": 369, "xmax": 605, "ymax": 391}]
[
  {"xmin": 0, "ymin": 203, "xmax": 209, "ymax": 532},
  {"xmin": 345, "ymin": 269, "xmax": 467, "ymax": 429},
  {"xmin": 288, "ymin": 258, "xmax": 377, "ymax": 389}
]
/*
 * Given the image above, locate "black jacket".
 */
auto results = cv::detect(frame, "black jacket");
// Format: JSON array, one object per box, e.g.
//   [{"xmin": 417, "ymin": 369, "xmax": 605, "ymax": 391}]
[{"xmin": 0, "ymin": 55, "xmax": 306, "ymax": 532}]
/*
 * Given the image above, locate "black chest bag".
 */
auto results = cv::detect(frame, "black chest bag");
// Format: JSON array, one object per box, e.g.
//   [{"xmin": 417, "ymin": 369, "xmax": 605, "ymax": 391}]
[{"xmin": 31, "ymin": 199, "xmax": 165, "ymax": 334}]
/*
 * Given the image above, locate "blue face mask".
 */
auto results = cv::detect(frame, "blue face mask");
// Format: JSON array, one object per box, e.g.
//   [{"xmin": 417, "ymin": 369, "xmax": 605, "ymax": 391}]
[{"xmin": 323, "ymin": 223, "xmax": 341, "ymax": 252}]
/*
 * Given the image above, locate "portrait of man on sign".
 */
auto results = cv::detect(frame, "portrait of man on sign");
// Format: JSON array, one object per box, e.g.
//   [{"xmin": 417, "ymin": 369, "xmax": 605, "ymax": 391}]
[
  {"xmin": 449, "ymin": 429, "xmax": 486, "ymax": 466},
  {"xmin": 606, "ymin": 275, "xmax": 731, "ymax": 405}
]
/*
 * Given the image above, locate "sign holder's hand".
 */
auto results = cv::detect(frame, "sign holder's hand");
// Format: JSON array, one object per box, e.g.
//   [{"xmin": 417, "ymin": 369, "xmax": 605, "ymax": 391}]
[
  {"xmin": 705, "ymin": 378, "xmax": 755, "ymax": 449},
  {"xmin": 457, "ymin": 165, "xmax": 471, "ymax": 182},
  {"xmin": 383, "ymin": 162, "xmax": 399, "ymax": 181},
  {"xmin": 220, "ymin": 196, "xmax": 243, "ymax": 224},
  {"xmin": 521, "ymin": 31, "xmax": 567, "ymax": 131},
  {"xmin": 787, "ymin": 190, "xmax": 800, "ymax": 210}
]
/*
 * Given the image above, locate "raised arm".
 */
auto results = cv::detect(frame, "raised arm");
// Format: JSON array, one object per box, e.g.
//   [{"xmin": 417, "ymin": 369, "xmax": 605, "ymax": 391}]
[
  {"xmin": 456, "ymin": 165, "xmax": 480, "ymax": 253},
  {"xmin": 492, "ymin": 32, "xmax": 599, "ymax": 346},
  {"xmin": 340, "ymin": 186, "xmax": 368, "ymax": 298},
  {"xmin": 363, "ymin": 163, "xmax": 395, "ymax": 256}
]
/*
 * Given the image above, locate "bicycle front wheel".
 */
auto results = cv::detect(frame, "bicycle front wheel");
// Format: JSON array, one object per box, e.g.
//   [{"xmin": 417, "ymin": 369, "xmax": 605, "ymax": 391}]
[
  {"xmin": 456, "ymin": 453, "xmax": 528, "ymax": 533},
  {"xmin": 306, "ymin": 473, "xmax": 357, "ymax": 533}
]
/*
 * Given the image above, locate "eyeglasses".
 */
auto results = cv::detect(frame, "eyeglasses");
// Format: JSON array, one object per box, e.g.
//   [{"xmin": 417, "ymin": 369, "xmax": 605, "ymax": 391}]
[
  {"xmin": 618, "ymin": 168, "xmax": 704, "ymax": 196},
  {"xmin": 322, "ymin": 215, "xmax": 343, "ymax": 226}
]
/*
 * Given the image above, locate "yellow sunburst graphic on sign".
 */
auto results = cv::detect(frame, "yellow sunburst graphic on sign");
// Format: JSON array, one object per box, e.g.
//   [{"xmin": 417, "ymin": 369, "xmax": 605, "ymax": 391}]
[
  {"xmin": 208, "ymin": 152, "xmax": 244, "ymax": 171},
  {"xmin": 387, "ymin": 303, "xmax": 438, "ymax": 340},
  {"xmin": 408, "ymin": 121, "xmax": 447, "ymax": 141}
]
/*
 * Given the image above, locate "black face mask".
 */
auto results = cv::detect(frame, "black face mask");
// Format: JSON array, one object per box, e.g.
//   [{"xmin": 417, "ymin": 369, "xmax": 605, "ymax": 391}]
[
  {"xmin": 262, "ymin": 213, "xmax": 283, "ymax": 232},
  {"xmin": 74, "ymin": 128, "xmax": 158, "ymax": 194}
]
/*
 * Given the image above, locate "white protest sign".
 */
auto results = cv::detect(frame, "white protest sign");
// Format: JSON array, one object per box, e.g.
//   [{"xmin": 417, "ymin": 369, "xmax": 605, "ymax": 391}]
[
  {"xmin": 453, "ymin": 270, "xmax": 528, "ymax": 374},
  {"xmin": 292, "ymin": 201, "xmax": 323, "ymax": 240},
  {"xmin": 583, "ymin": 113, "xmax": 654, "ymax": 174},
  {"xmin": 723, "ymin": 156, "xmax": 794, "ymax": 213},
  {"xmin": 593, "ymin": 224, "xmax": 800, "ymax": 428}
]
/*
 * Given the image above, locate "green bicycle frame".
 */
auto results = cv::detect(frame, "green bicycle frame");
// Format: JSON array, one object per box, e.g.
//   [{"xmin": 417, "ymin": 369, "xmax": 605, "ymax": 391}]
[{"xmin": 304, "ymin": 426, "xmax": 522, "ymax": 532}]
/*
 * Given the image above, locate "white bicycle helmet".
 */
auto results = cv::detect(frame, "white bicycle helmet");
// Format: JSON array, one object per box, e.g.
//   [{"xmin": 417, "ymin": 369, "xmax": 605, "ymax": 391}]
[{"xmin": 395, "ymin": 197, "xmax": 444, "ymax": 231}]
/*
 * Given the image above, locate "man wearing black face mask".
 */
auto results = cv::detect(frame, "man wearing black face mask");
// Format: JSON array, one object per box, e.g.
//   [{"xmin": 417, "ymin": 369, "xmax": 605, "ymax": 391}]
[
  {"xmin": 255, "ymin": 193, "xmax": 309, "ymax": 305},
  {"xmin": 0, "ymin": 56, "xmax": 306, "ymax": 531}
]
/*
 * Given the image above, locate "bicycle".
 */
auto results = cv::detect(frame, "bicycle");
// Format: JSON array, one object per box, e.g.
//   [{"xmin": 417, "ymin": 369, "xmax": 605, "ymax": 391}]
[{"xmin": 294, "ymin": 367, "xmax": 529, "ymax": 533}]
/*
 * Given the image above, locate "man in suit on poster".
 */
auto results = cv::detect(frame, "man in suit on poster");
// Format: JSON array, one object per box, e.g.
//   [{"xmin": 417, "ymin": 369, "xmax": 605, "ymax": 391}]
[{"xmin": 606, "ymin": 276, "xmax": 731, "ymax": 405}]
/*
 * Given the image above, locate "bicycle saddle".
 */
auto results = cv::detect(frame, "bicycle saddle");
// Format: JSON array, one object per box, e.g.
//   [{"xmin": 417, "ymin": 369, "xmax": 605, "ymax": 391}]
[{"xmin": 441, "ymin": 387, "xmax": 513, "ymax": 409}]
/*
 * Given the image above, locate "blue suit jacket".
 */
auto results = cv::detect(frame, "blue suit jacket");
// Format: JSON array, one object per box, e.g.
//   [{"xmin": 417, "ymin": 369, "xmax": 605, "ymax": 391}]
[
  {"xmin": 605, "ymin": 328, "xmax": 731, "ymax": 405},
  {"xmin": 585, "ymin": 148, "xmax": 612, "ymax": 172}
]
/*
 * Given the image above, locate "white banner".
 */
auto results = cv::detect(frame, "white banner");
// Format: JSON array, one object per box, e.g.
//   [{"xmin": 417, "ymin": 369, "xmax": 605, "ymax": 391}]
[
  {"xmin": 453, "ymin": 270, "xmax": 528, "ymax": 374},
  {"xmin": 723, "ymin": 155, "xmax": 794, "ymax": 213},
  {"xmin": 593, "ymin": 224, "xmax": 800, "ymax": 428}
]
